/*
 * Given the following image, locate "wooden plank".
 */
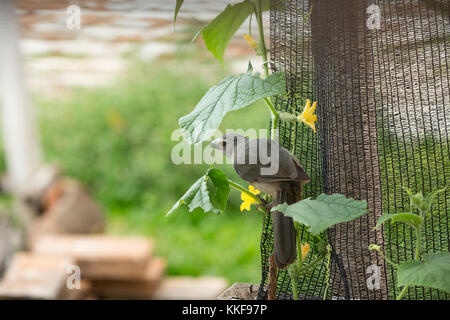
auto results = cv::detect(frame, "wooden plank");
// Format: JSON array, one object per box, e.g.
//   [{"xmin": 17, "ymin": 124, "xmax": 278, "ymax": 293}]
[
  {"xmin": 151, "ymin": 276, "xmax": 228, "ymax": 300},
  {"xmin": 32, "ymin": 234, "xmax": 154, "ymax": 280},
  {"xmin": 91, "ymin": 257, "xmax": 166, "ymax": 299},
  {"xmin": 0, "ymin": 253, "xmax": 73, "ymax": 300}
]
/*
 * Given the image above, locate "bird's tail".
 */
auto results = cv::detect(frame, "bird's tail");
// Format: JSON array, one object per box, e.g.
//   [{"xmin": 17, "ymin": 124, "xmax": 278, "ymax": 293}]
[{"xmin": 272, "ymin": 182, "xmax": 302, "ymax": 269}]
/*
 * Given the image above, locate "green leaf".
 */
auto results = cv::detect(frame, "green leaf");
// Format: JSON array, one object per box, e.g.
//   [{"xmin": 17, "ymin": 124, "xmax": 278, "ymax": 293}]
[
  {"xmin": 166, "ymin": 169, "xmax": 230, "ymax": 216},
  {"xmin": 374, "ymin": 214, "xmax": 394, "ymax": 229},
  {"xmin": 402, "ymin": 186, "xmax": 424, "ymax": 210},
  {"xmin": 173, "ymin": 0, "xmax": 184, "ymax": 27},
  {"xmin": 179, "ymin": 71, "xmax": 286, "ymax": 144},
  {"xmin": 397, "ymin": 252, "xmax": 450, "ymax": 293},
  {"xmin": 411, "ymin": 192, "xmax": 424, "ymax": 209},
  {"xmin": 247, "ymin": 61, "xmax": 253, "ymax": 72},
  {"xmin": 272, "ymin": 193, "xmax": 369, "ymax": 235},
  {"xmin": 165, "ymin": 174, "xmax": 212, "ymax": 216},
  {"xmin": 199, "ymin": 0, "xmax": 254, "ymax": 64},
  {"xmin": 207, "ymin": 168, "xmax": 230, "ymax": 212},
  {"xmin": 423, "ymin": 187, "xmax": 446, "ymax": 212},
  {"xmin": 193, "ymin": 0, "xmax": 272, "ymax": 63},
  {"xmin": 375, "ymin": 213, "xmax": 423, "ymax": 230}
]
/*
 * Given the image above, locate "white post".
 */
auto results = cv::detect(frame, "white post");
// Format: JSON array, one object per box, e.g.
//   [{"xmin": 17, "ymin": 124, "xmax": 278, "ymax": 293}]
[{"xmin": 0, "ymin": 0, "xmax": 42, "ymax": 195}]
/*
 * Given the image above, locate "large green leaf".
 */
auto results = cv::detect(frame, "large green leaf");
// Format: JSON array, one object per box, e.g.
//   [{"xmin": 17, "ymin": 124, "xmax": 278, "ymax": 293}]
[
  {"xmin": 199, "ymin": 0, "xmax": 254, "ymax": 64},
  {"xmin": 166, "ymin": 168, "xmax": 230, "ymax": 216},
  {"xmin": 173, "ymin": 0, "xmax": 184, "ymax": 27},
  {"xmin": 272, "ymin": 193, "xmax": 369, "ymax": 235},
  {"xmin": 397, "ymin": 252, "xmax": 450, "ymax": 293},
  {"xmin": 179, "ymin": 71, "xmax": 286, "ymax": 144},
  {"xmin": 375, "ymin": 213, "xmax": 423, "ymax": 230}
]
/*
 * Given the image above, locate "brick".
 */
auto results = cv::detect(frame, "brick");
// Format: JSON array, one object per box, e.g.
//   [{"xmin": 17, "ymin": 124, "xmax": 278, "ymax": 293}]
[
  {"xmin": 0, "ymin": 253, "xmax": 73, "ymax": 300},
  {"xmin": 32, "ymin": 234, "xmax": 153, "ymax": 280}
]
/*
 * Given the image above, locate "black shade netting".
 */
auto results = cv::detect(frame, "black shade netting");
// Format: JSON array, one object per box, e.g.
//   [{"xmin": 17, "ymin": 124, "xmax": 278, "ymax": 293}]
[{"xmin": 257, "ymin": 0, "xmax": 449, "ymax": 300}]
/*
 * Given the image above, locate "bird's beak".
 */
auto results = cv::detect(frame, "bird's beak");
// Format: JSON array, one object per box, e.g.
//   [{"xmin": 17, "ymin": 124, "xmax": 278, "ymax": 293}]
[{"xmin": 210, "ymin": 137, "xmax": 222, "ymax": 150}]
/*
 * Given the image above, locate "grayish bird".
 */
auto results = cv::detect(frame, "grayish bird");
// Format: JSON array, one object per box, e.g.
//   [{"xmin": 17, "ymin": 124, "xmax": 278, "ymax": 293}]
[{"xmin": 211, "ymin": 134, "xmax": 310, "ymax": 269}]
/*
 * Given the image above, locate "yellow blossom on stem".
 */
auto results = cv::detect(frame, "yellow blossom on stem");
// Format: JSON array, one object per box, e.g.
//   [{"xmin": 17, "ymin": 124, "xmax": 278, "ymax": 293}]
[
  {"xmin": 301, "ymin": 243, "xmax": 310, "ymax": 260},
  {"xmin": 243, "ymin": 34, "xmax": 258, "ymax": 50},
  {"xmin": 240, "ymin": 185, "xmax": 261, "ymax": 212},
  {"xmin": 297, "ymin": 99, "xmax": 318, "ymax": 133}
]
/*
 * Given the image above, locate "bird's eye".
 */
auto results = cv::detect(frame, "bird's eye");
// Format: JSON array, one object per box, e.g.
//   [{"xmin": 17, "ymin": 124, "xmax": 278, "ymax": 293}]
[{"xmin": 221, "ymin": 141, "xmax": 226, "ymax": 147}]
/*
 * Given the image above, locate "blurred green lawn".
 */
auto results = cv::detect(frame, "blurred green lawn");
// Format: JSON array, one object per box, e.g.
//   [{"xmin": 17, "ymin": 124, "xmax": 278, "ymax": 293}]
[{"xmin": 13, "ymin": 48, "xmax": 271, "ymax": 284}]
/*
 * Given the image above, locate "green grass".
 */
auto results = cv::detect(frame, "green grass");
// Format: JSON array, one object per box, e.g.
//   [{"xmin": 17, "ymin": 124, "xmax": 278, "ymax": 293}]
[{"xmin": 2, "ymin": 48, "xmax": 271, "ymax": 284}]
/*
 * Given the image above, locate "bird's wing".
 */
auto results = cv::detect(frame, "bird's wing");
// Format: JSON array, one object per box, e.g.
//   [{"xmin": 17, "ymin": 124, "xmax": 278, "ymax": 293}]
[
  {"xmin": 288, "ymin": 150, "xmax": 310, "ymax": 182},
  {"xmin": 233, "ymin": 138, "xmax": 310, "ymax": 183}
]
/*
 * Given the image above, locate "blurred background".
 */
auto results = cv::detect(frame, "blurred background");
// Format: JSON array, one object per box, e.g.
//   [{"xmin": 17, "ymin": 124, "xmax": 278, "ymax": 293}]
[{"xmin": 0, "ymin": 0, "xmax": 272, "ymax": 299}]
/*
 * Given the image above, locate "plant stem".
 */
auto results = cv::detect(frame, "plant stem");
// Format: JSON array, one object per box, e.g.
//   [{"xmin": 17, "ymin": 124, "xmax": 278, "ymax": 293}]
[
  {"xmin": 288, "ymin": 251, "xmax": 326, "ymax": 300},
  {"xmin": 227, "ymin": 179, "xmax": 263, "ymax": 204},
  {"xmin": 396, "ymin": 285, "xmax": 409, "ymax": 300},
  {"xmin": 298, "ymin": 253, "xmax": 326, "ymax": 275},
  {"xmin": 370, "ymin": 245, "xmax": 399, "ymax": 268},
  {"xmin": 397, "ymin": 221, "xmax": 421, "ymax": 300},
  {"xmin": 288, "ymin": 222, "xmax": 303, "ymax": 300},
  {"xmin": 254, "ymin": 0, "xmax": 279, "ymax": 140},
  {"xmin": 415, "ymin": 209, "xmax": 423, "ymax": 261},
  {"xmin": 415, "ymin": 226, "xmax": 421, "ymax": 260},
  {"xmin": 254, "ymin": 0, "xmax": 269, "ymax": 78},
  {"xmin": 264, "ymin": 97, "xmax": 279, "ymax": 140},
  {"xmin": 323, "ymin": 245, "xmax": 332, "ymax": 300},
  {"xmin": 288, "ymin": 266, "xmax": 299, "ymax": 300},
  {"xmin": 264, "ymin": 97, "xmax": 277, "ymax": 117},
  {"xmin": 295, "ymin": 222, "xmax": 303, "ymax": 270}
]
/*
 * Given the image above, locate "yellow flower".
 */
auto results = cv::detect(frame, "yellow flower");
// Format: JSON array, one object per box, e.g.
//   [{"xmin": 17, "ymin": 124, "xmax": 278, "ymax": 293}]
[
  {"xmin": 301, "ymin": 243, "xmax": 310, "ymax": 260},
  {"xmin": 243, "ymin": 34, "xmax": 258, "ymax": 50},
  {"xmin": 240, "ymin": 185, "xmax": 261, "ymax": 212},
  {"xmin": 297, "ymin": 99, "xmax": 318, "ymax": 133},
  {"xmin": 107, "ymin": 109, "xmax": 125, "ymax": 132}
]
